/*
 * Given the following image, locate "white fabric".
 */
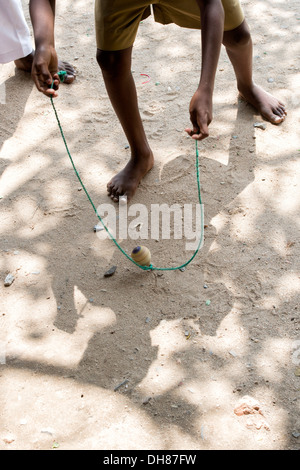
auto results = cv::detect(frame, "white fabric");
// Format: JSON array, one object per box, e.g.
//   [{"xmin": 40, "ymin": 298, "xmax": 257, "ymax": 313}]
[{"xmin": 0, "ymin": 0, "xmax": 33, "ymax": 63}]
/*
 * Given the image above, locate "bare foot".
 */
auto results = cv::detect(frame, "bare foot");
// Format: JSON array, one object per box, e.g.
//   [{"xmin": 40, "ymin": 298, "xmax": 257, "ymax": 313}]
[
  {"xmin": 14, "ymin": 51, "xmax": 35, "ymax": 72},
  {"xmin": 239, "ymin": 83, "xmax": 287, "ymax": 124},
  {"xmin": 107, "ymin": 151, "xmax": 154, "ymax": 202},
  {"xmin": 57, "ymin": 60, "xmax": 76, "ymax": 84},
  {"xmin": 14, "ymin": 51, "xmax": 76, "ymax": 84}
]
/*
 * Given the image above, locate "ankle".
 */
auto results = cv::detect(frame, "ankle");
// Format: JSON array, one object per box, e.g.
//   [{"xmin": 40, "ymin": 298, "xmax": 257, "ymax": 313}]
[
  {"xmin": 130, "ymin": 143, "xmax": 152, "ymax": 159},
  {"xmin": 14, "ymin": 51, "xmax": 34, "ymax": 72},
  {"xmin": 129, "ymin": 147, "xmax": 154, "ymax": 167},
  {"xmin": 237, "ymin": 80, "xmax": 256, "ymax": 96}
]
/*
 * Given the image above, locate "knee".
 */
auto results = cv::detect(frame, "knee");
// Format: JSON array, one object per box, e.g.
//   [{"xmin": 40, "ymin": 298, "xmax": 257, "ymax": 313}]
[
  {"xmin": 223, "ymin": 20, "xmax": 251, "ymax": 49},
  {"xmin": 96, "ymin": 48, "xmax": 131, "ymax": 78},
  {"xmin": 96, "ymin": 49, "xmax": 115, "ymax": 76}
]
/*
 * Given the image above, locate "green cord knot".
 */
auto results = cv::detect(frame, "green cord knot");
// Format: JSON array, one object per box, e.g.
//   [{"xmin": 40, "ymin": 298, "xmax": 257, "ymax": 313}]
[{"xmin": 58, "ymin": 70, "xmax": 67, "ymax": 83}]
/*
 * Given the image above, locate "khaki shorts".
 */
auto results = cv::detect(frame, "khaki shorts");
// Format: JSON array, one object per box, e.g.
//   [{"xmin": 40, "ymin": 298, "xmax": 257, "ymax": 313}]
[{"xmin": 95, "ymin": 0, "xmax": 245, "ymax": 51}]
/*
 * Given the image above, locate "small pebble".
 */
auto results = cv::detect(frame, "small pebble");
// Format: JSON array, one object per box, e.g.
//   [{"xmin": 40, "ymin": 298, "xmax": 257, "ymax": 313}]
[
  {"xmin": 205, "ymin": 300, "xmax": 211, "ymax": 306},
  {"xmin": 142, "ymin": 396, "xmax": 152, "ymax": 405},
  {"xmin": 94, "ymin": 224, "xmax": 104, "ymax": 232},
  {"xmin": 200, "ymin": 425, "xmax": 206, "ymax": 440},
  {"xmin": 294, "ymin": 367, "xmax": 300, "ymax": 377},
  {"xmin": 253, "ymin": 122, "xmax": 266, "ymax": 130},
  {"xmin": 0, "ymin": 345, "xmax": 6, "ymax": 365},
  {"xmin": 114, "ymin": 379, "xmax": 128, "ymax": 391},
  {"xmin": 41, "ymin": 428, "xmax": 54, "ymax": 436},
  {"xmin": 4, "ymin": 274, "xmax": 14, "ymax": 287},
  {"xmin": 104, "ymin": 266, "xmax": 117, "ymax": 277}
]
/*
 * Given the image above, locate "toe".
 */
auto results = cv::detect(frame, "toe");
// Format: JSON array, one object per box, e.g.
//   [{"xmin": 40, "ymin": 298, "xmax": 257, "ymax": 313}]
[
  {"xmin": 64, "ymin": 75, "xmax": 76, "ymax": 85},
  {"xmin": 107, "ymin": 181, "xmax": 114, "ymax": 194},
  {"xmin": 271, "ymin": 113, "xmax": 285, "ymax": 124},
  {"xmin": 64, "ymin": 70, "xmax": 76, "ymax": 84},
  {"xmin": 64, "ymin": 63, "xmax": 75, "ymax": 73},
  {"xmin": 108, "ymin": 182, "xmax": 121, "ymax": 201},
  {"xmin": 110, "ymin": 193, "xmax": 119, "ymax": 202},
  {"xmin": 279, "ymin": 105, "xmax": 287, "ymax": 116},
  {"xmin": 57, "ymin": 60, "xmax": 76, "ymax": 83},
  {"xmin": 262, "ymin": 103, "xmax": 286, "ymax": 124}
]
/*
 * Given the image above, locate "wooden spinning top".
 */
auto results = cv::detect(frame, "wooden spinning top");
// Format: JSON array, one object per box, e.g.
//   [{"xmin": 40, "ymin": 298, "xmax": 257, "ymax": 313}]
[{"xmin": 131, "ymin": 246, "xmax": 151, "ymax": 266}]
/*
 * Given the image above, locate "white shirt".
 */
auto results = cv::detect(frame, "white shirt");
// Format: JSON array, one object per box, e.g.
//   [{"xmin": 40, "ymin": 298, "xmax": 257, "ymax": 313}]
[{"xmin": 0, "ymin": 0, "xmax": 33, "ymax": 63}]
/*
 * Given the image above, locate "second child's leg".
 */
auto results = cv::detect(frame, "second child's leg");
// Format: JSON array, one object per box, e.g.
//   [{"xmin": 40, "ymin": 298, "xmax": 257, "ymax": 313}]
[
  {"xmin": 223, "ymin": 20, "xmax": 286, "ymax": 124},
  {"xmin": 97, "ymin": 47, "xmax": 154, "ymax": 202}
]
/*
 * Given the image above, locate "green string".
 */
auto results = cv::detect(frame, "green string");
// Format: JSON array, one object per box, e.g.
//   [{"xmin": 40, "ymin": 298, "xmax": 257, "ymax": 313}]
[{"xmin": 51, "ymin": 72, "xmax": 204, "ymax": 271}]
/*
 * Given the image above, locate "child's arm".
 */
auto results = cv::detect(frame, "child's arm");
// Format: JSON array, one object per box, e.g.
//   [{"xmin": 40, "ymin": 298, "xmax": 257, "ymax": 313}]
[
  {"xmin": 186, "ymin": 0, "xmax": 225, "ymax": 140},
  {"xmin": 29, "ymin": 0, "xmax": 59, "ymax": 97}
]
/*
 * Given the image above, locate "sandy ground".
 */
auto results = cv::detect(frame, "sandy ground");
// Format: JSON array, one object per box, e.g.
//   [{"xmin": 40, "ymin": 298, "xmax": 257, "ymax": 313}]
[{"xmin": 0, "ymin": 0, "xmax": 300, "ymax": 451}]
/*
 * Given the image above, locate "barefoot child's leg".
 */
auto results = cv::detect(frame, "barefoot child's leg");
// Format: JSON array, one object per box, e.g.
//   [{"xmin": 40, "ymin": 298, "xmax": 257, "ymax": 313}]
[
  {"xmin": 223, "ymin": 20, "xmax": 286, "ymax": 124},
  {"xmin": 95, "ymin": 0, "xmax": 286, "ymax": 204},
  {"xmin": 97, "ymin": 47, "xmax": 154, "ymax": 202},
  {"xmin": 95, "ymin": 2, "xmax": 155, "ymax": 202}
]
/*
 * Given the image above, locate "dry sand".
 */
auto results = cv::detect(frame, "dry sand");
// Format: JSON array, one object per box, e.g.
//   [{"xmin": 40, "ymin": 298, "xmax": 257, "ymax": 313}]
[{"xmin": 0, "ymin": 0, "xmax": 299, "ymax": 450}]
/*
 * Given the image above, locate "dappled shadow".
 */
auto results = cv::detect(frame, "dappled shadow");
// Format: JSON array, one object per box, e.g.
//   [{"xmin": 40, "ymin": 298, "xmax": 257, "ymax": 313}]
[{"xmin": 0, "ymin": 69, "xmax": 33, "ymax": 170}]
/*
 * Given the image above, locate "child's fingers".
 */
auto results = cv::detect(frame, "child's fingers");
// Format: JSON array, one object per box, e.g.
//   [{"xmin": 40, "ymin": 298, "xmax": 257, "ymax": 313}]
[
  {"xmin": 185, "ymin": 126, "xmax": 209, "ymax": 141},
  {"xmin": 185, "ymin": 127, "xmax": 194, "ymax": 137},
  {"xmin": 32, "ymin": 66, "xmax": 59, "ymax": 97}
]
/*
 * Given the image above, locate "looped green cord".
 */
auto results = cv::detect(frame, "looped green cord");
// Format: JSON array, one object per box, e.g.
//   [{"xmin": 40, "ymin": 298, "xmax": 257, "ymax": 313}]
[{"xmin": 50, "ymin": 76, "xmax": 204, "ymax": 271}]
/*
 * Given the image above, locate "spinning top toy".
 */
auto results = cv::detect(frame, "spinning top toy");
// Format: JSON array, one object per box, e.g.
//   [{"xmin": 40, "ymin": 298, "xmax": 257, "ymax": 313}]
[{"xmin": 131, "ymin": 246, "xmax": 151, "ymax": 266}]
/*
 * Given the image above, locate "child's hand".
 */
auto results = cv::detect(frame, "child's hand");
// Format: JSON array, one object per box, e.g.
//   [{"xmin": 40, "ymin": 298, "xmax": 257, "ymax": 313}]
[
  {"xmin": 31, "ymin": 46, "xmax": 59, "ymax": 98},
  {"xmin": 185, "ymin": 88, "xmax": 213, "ymax": 141}
]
